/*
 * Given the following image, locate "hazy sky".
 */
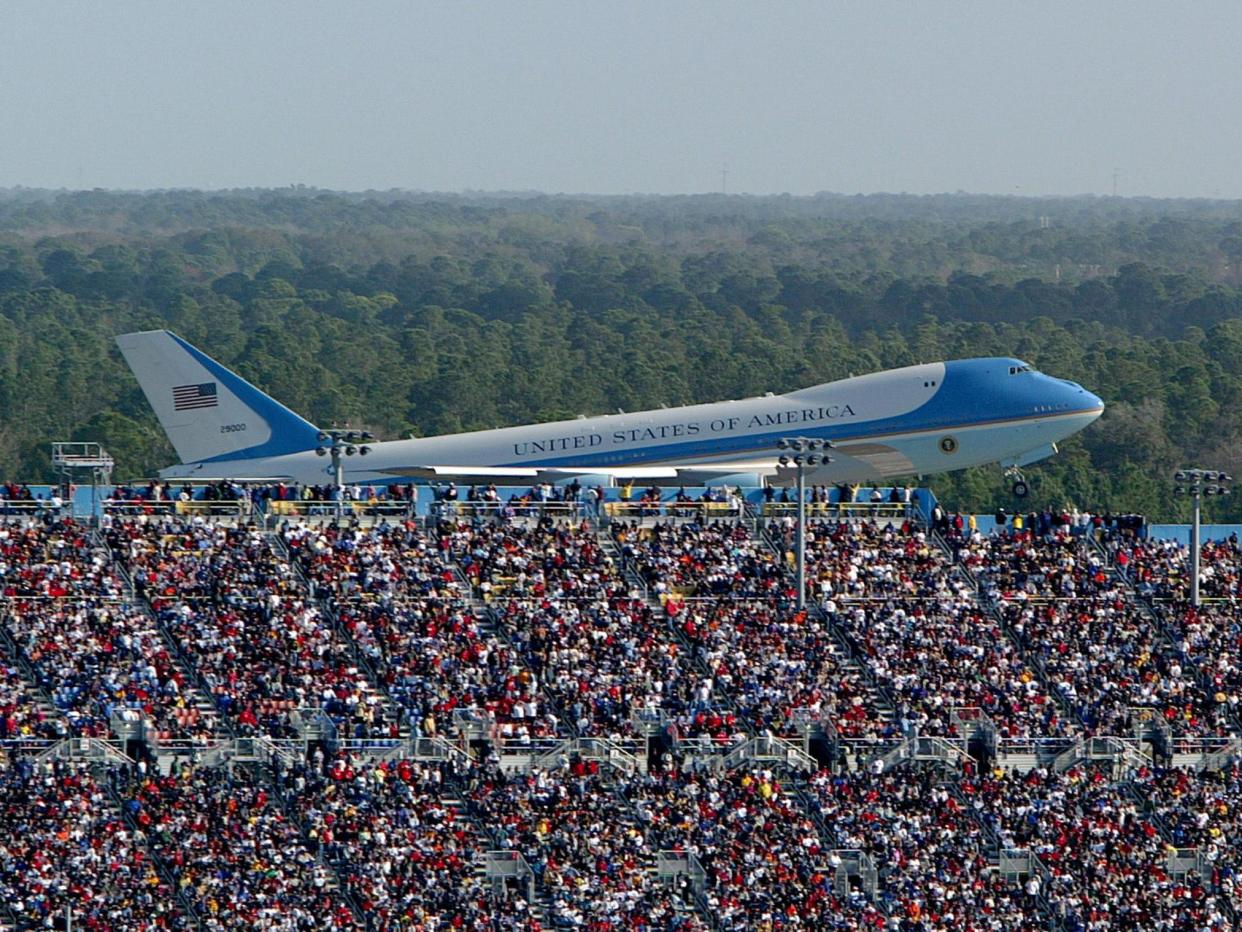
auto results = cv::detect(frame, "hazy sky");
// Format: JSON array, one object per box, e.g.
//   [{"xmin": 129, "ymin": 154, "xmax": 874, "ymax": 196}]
[{"xmin": 3, "ymin": 1, "xmax": 1240, "ymax": 197}]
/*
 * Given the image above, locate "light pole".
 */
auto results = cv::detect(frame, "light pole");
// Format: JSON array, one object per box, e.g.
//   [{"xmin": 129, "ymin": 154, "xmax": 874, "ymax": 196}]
[
  {"xmin": 777, "ymin": 437, "xmax": 833, "ymax": 610},
  {"xmin": 315, "ymin": 429, "xmax": 374, "ymax": 514},
  {"xmin": 1173, "ymin": 469, "xmax": 1232, "ymax": 608}
]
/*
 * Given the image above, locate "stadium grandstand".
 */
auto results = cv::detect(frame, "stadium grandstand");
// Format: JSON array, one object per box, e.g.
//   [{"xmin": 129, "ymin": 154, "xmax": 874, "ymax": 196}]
[{"xmin": 1, "ymin": 478, "xmax": 1240, "ymax": 930}]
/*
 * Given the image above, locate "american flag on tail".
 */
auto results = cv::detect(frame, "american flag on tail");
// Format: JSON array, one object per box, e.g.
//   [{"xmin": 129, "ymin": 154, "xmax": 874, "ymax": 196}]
[{"xmin": 172, "ymin": 382, "xmax": 218, "ymax": 411}]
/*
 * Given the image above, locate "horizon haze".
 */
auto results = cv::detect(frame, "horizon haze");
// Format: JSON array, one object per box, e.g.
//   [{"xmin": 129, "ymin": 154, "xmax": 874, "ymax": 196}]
[{"xmin": 2, "ymin": 1, "xmax": 1240, "ymax": 198}]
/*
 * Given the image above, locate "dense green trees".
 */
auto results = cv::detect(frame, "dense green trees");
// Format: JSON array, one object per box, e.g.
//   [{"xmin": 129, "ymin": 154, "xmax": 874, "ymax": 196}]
[{"xmin": 4, "ymin": 188, "xmax": 1242, "ymax": 520}]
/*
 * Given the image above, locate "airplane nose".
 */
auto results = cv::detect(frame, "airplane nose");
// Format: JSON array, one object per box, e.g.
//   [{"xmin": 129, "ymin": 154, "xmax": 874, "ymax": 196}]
[{"xmin": 1074, "ymin": 383, "xmax": 1104, "ymax": 416}]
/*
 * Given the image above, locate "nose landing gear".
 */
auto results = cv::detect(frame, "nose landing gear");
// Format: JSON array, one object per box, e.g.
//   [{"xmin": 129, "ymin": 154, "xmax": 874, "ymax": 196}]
[{"xmin": 1004, "ymin": 465, "xmax": 1030, "ymax": 498}]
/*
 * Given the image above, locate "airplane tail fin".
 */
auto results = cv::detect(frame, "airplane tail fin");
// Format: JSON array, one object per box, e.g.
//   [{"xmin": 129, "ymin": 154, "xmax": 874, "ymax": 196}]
[{"xmin": 116, "ymin": 330, "xmax": 321, "ymax": 465}]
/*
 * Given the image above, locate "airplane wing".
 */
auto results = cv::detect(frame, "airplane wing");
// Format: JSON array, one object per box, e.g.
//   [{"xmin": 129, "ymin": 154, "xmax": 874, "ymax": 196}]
[
  {"xmin": 373, "ymin": 462, "xmax": 784, "ymax": 486},
  {"xmin": 372, "ymin": 440, "xmax": 918, "ymax": 487}
]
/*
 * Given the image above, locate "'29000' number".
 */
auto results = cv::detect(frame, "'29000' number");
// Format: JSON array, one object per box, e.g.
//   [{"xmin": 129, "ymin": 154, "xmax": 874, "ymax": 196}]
[{"xmin": 219, "ymin": 423, "xmax": 248, "ymax": 434}]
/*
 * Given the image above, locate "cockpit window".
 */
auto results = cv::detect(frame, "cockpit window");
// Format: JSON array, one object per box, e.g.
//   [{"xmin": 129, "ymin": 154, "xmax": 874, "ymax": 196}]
[{"xmin": 1008, "ymin": 364, "xmax": 1033, "ymax": 375}]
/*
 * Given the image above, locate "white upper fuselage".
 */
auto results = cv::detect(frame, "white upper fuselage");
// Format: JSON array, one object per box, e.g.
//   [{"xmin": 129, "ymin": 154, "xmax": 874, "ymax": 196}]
[{"xmin": 157, "ymin": 358, "xmax": 1104, "ymax": 486}]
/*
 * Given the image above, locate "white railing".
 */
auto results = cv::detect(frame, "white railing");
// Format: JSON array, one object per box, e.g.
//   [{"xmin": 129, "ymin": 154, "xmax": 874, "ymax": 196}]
[
  {"xmin": 35, "ymin": 737, "xmax": 133, "ymax": 765},
  {"xmin": 722, "ymin": 735, "xmax": 817, "ymax": 773},
  {"xmin": 102, "ymin": 498, "xmax": 248, "ymax": 517}
]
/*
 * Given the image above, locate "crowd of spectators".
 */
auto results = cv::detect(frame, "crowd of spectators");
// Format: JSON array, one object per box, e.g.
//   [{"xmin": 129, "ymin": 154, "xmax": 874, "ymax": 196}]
[
  {"xmin": 1001, "ymin": 598, "xmax": 1228, "ymax": 736},
  {"xmin": 0, "ymin": 756, "xmax": 187, "ymax": 930},
  {"xmin": 625, "ymin": 760, "xmax": 884, "ymax": 930},
  {"xmin": 963, "ymin": 763, "xmax": 1236, "ymax": 930},
  {"xmin": 807, "ymin": 763, "xmax": 1048, "ymax": 930},
  {"xmin": 790, "ymin": 519, "xmax": 956, "ymax": 601},
  {"xmin": 283, "ymin": 753, "xmax": 509, "ymax": 930},
  {"xmin": 613, "ymin": 520, "xmax": 785, "ymax": 598},
  {"xmin": 107, "ymin": 480, "xmax": 418, "ymax": 515},
  {"xmin": 283, "ymin": 521, "xmax": 463, "ymax": 603},
  {"xmin": 502, "ymin": 596, "xmax": 717, "ymax": 740},
  {"xmin": 1, "ymin": 519, "xmax": 126, "ymax": 598},
  {"xmin": 341, "ymin": 597, "xmax": 554, "ymax": 742},
  {"xmin": 127, "ymin": 762, "xmax": 356, "ymax": 929},
  {"xmin": 829, "ymin": 598, "xmax": 1068, "ymax": 739},
  {"xmin": 107, "ymin": 517, "xmax": 301, "ymax": 604},
  {"xmin": 442, "ymin": 516, "xmax": 627, "ymax": 601},
  {"xmin": 3, "ymin": 600, "xmax": 213, "ymax": 740},
  {"xmin": 665, "ymin": 598, "xmax": 883, "ymax": 741},
  {"xmin": 951, "ymin": 525, "xmax": 1113, "ymax": 602},
  {"xmin": 5, "ymin": 499, "xmax": 1242, "ymax": 927},
  {"xmin": 102, "ymin": 517, "xmax": 390, "ymax": 739},
  {"xmin": 0, "ymin": 657, "xmax": 62, "ymax": 738},
  {"xmin": 472, "ymin": 760, "xmax": 703, "ymax": 929}
]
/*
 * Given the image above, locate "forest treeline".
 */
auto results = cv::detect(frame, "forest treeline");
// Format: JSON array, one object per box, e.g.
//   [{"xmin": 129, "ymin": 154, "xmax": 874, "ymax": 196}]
[{"xmin": 3, "ymin": 188, "xmax": 1242, "ymax": 520}]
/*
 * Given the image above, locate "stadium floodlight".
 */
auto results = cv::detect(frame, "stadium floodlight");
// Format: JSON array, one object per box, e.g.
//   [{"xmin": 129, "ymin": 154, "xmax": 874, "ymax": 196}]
[
  {"xmin": 361, "ymin": 431, "xmax": 374, "ymax": 441},
  {"xmin": 1172, "ymin": 467, "xmax": 1233, "ymax": 607},
  {"xmin": 345, "ymin": 445, "xmax": 357, "ymax": 456},
  {"xmin": 359, "ymin": 446, "xmax": 371, "ymax": 456},
  {"xmin": 775, "ymin": 437, "xmax": 836, "ymax": 611},
  {"xmin": 315, "ymin": 447, "xmax": 328, "ymax": 457},
  {"xmin": 316, "ymin": 431, "xmax": 330, "ymax": 442}
]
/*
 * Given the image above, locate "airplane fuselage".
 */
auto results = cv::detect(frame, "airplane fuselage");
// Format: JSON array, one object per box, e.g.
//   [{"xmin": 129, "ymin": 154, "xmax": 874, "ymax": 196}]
[{"xmin": 156, "ymin": 358, "xmax": 1104, "ymax": 486}]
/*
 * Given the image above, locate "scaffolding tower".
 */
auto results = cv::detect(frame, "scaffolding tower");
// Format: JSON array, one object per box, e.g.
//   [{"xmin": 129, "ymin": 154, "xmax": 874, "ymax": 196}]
[{"xmin": 51, "ymin": 442, "xmax": 114, "ymax": 522}]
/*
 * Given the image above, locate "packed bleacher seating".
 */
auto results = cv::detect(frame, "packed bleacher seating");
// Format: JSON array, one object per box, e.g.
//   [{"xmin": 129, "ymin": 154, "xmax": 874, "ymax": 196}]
[
  {"xmin": 613, "ymin": 520, "xmax": 785, "ymax": 598},
  {"xmin": 0, "ymin": 757, "xmax": 187, "ymax": 929},
  {"xmin": 808, "ymin": 763, "xmax": 1049, "ymax": 930},
  {"xmin": 284, "ymin": 753, "xmax": 516, "ymax": 930},
  {"xmin": 157, "ymin": 598, "xmax": 391, "ymax": 739},
  {"xmin": 501, "ymin": 596, "xmax": 718, "ymax": 739},
  {"xmin": 0, "ymin": 496, "xmax": 1240, "ymax": 928},
  {"xmin": 828, "ymin": 598, "xmax": 1070, "ymax": 738},
  {"xmin": 0, "ymin": 519, "xmax": 126, "ymax": 598},
  {"xmin": 442, "ymin": 516, "xmax": 627, "ymax": 601},
  {"xmin": 628, "ymin": 761, "xmax": 887, "ymax": 930},
  {"xmin": 952, "ymin": 526, "xmax": 1113, "ymax": 601},
  {"xmin": 106, "ymin": 517, "xmax": 302, "ymax": 604},
  {"xmin": 0, "ymin": 657, "xmax": 62, "ymax": 738},
  {"xmin": 103, "ymin": 518, "xmax": 392, "ymax": 739},
  {"xmin": 964, "ymin": 763, "xmax": 1236, "ymax": 930},
  {"xmin": 666, "ymin": 598, "xmax": 887, "ymax": 740},
  {"xmin": 341, "ymin": 597, "xmax": 555, "ymax": 741},
  {"xmin": 471, "ymin": 761, "xmax": 703, "ymax": 929},
  {"xmin": 1114, "ymin": 535, "xmax": 1242, "ymax": 601},
  {"xmin": 282, "ymin": 521, "xmax": 463, "ymax": 602},
  {"xmin": 1001, "ymin": 598, "xmax": 1229, "ymax": 736},
  {"xmin": 791, "ymin": 518, "xmax": 956, "ymax": 600},
  {"xmin": 2, "ymin": 600, "xmax": 213, "ymax": 740},
  {"xmin": 128, "ymin": 762, "xmax": 356, "ymax": 929}
]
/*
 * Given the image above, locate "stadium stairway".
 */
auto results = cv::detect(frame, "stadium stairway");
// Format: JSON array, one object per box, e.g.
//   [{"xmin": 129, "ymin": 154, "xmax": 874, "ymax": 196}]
[
  {"xmin": 750, "ymin": 519, "xmax": 901, "ymax": 736},
  {"xmin": 457, "ymin": 785, "xmax": 551, "ymax": 928},
  {"xmin": 602, "ymin": 525, "xmax": 759, "ymax": 723},
  {"xmin": 929, "ymin": 525, "xmax": 1085, "ymax": 734},
  {"xmin": 268, "ymin": 530, "xmax": 410, "ymax": 740},
  {"xmin": 94, "ymin": 530, "xmax": 229, "ymax": 742},
  {"xmin": 0, "ymin": 611, "xmax": 61, "ymax": 732},
  {"xmin": 1094, "ymin": 536, "xmax": 1242, "ymax": 748}
]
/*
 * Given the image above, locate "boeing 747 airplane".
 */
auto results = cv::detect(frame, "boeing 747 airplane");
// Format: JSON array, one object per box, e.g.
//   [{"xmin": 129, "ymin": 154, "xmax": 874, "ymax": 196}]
[{"xmin": 117, "ymin": 330, "xmax": 1104, "ymax": 496}]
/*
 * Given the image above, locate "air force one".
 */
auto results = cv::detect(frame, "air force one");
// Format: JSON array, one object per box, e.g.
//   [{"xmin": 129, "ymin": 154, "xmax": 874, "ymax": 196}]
[{"xmin": 116, "ymin": 330, "xmax": 1104, "ymax": 496}]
